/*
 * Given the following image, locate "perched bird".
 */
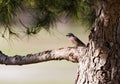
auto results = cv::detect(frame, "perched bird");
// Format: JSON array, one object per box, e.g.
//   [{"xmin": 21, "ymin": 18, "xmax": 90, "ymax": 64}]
[{"xmin": 66, "ymin": 33, "xmax": 86, "ymax": 47}]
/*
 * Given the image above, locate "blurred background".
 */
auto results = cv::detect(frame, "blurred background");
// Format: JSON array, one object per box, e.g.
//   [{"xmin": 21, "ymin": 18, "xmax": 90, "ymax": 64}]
[{"xmin": 0, "ymin": 22, "xmax": 89, "ymax": 84}]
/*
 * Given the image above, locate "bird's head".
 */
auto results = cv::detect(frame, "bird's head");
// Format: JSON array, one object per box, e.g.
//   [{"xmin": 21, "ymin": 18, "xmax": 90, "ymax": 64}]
[{"xmin": 66, "ymin": 33, "xmax": 74, "ymax": 37}]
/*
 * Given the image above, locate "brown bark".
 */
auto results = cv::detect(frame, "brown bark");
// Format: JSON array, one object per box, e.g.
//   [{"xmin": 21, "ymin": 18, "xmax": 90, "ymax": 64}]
[
  {"xmin": 0, "ymin": 0, "xmax": 120, "ymax": 84},
  {"xmin": 76, "ymin": 0, "xmax": 120, "ymax": 84},
  {"xmin": 0, "ymin": 47, "xmax": 87, "ymax": 65}
]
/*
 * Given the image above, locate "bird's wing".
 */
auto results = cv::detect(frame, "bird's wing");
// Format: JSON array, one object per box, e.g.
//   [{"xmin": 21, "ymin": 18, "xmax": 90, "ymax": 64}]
[{"xmin": 75, "ymin": 37, "xmax": 86, "ymax": 46}]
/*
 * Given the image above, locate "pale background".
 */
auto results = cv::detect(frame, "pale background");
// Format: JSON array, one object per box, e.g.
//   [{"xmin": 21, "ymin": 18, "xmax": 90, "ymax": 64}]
[{"xmin": 0, "ymin": 22, "xmax": 89, "ymax": 84}]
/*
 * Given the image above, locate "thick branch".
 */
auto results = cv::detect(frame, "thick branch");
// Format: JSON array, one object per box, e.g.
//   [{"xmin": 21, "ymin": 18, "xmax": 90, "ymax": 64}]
[{"xmin": 0, "ymin": 47, "xmax": 87, "ymax": 65}]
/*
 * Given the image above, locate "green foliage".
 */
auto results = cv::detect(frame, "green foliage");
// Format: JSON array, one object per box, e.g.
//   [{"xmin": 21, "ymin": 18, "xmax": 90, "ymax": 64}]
[
  {"xmin": 0, "ymin": 0, "xmax": 23, "ymax": 25},
  {"xmin": 0, "ymin": 0, "xmax": 95, "ymax": 37},
  {"xmin": 78, "ymin": 0, "xmax": 96, "ymax": 28},
  {"xmin": 0, "ymin": 0, "xmax": 23, "ymax": 38}
]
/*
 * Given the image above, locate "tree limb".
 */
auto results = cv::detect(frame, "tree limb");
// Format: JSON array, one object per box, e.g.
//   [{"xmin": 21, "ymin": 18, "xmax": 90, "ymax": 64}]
[{"xmin": 0, "ymin": 47, "xmax": 87, "ymax": 65}]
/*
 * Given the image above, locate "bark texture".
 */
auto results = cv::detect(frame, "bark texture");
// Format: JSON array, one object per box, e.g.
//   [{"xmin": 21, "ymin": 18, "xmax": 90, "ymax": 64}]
[
  {"xmin": 76, "ymin": 0, "xmax": 120, "ymax": 84},
  {"xmin": 0, "ymin": 47, "xmax": 87, "ymax": 65},
  {"xmin": 0, "ymin": 0, "xmax": 120, "ymax": 84}
]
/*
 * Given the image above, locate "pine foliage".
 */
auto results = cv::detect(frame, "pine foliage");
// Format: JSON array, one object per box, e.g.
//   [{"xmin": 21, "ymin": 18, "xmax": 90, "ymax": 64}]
[{"xmin": 0, "ymin": 0, "xmax": 95, "ymax": 37}]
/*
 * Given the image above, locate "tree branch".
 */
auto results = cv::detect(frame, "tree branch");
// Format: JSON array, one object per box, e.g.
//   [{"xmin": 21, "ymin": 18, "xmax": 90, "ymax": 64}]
[{"xmin": 0, "ymin": 47, "xmax": 87, "ymax": 65}]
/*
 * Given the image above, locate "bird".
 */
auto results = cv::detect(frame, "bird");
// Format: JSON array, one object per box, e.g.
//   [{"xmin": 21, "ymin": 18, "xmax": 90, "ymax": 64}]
[{"xmin": 66, "ymin": 33, "xmax": 86, "ymax": 47}]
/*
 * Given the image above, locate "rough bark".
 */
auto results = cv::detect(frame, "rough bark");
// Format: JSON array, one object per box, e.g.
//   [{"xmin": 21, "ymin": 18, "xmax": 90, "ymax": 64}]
[
  {"xmin": 0, "ymin": 47, "xmax": 87, "ymax": 65},
  {"xmin": 76, "ymin": 0, "xmax": 120, "ymax": 84},
  {"xmin": 0, "ymin": 0, "xmax": 120, "ymax": 84}
]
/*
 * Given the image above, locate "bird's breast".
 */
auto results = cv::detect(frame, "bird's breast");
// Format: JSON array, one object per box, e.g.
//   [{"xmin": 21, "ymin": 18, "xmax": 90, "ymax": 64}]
[{"xmin": 69, "ymin": 39, "xmax": 79, "ymax": 46}]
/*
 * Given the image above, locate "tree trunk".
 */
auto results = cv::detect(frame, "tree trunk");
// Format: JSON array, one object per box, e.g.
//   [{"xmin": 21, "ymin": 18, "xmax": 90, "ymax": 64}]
[
  {"xmin": 0, "ymin": 0, "xmax": 120, "ymax": 84},
  {"xmin": 76, "ymin": 0, "xmax": 120, "ymax": 84}
]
